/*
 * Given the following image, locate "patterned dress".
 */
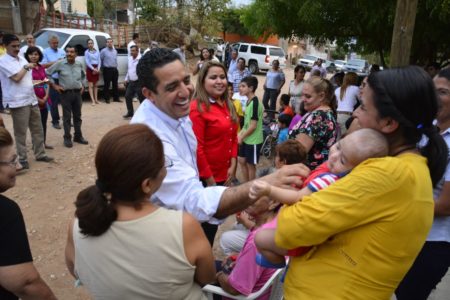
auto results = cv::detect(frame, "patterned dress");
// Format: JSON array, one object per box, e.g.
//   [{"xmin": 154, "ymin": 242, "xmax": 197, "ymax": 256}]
[{"xmin": 289, "ymin": 109, "xmax": 337, "ymax": 170}]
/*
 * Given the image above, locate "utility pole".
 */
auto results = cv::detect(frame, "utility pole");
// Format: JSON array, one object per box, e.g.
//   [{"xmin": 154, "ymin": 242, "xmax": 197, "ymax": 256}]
[{"xmin": 389, "ymin": 0, "xmax": 418, "ymax": 67}]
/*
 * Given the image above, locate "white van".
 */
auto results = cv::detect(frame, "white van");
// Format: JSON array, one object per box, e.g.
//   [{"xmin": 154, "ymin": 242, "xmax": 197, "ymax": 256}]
[
  {"xmin": 232, "ymin": 42, "xmax": 286, "ymax": 74},
  {"xmin": 33, "ymin": 28, "xmax": 128, "ymax": 87}
]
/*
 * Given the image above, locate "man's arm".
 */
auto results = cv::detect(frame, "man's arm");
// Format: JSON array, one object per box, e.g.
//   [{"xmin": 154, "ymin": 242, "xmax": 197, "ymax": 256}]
[
  {"xmin": 214, "ymin": 164, "xmax": 309, "ymax": 219},
  {"xmin": 0, "ymin": 263, "xmax": 57, "ymax": 300},
  {"xmin": 10, "ymin": 63, "xmax": 35, "ymax": 83}
]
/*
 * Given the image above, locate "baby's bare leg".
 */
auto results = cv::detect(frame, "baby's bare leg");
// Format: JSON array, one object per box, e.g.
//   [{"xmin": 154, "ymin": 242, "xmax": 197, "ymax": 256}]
[{"xmin": 255, "ymin": 228, "xmax": 287, "ymax": 264}]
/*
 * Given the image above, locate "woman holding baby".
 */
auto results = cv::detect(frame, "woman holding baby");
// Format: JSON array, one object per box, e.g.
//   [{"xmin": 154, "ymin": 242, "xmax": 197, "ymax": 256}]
[{"xmin": 275, "ymin": 66, "xmax": 448, "ymax": 299}]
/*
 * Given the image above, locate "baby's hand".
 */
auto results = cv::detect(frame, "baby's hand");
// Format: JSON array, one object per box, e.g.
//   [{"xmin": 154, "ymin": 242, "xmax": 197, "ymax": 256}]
[{"xmin": 249, "ymin": 180, "xmax": 271, "ymax": 199}]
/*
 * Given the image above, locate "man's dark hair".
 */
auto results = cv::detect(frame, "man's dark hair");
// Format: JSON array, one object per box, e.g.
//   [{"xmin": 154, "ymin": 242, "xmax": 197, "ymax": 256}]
[
  {"xmin": 133, "ymin": 33, "xmax": 139, "ymax": 40},
  {"xmin": 130, "ymin": 45, "xmax": 138, "ymax": 51},
  {"xmin": 2, "ymin": 33, "xmax": 19, "ymax": 46},
  {"xmin": 240, "ymin": 76, "xmax": 258, "ymax": 93},
  {"xmin": 137, "ymin": 48, "xmax": 181, "ymax": 93},
  {"xmin": 238, "ymin": 57, "xmax": 246, "ymax": 65},
  {"xmin": 64, "ymin": 45, "xmax": 75, "ymax": 52}
]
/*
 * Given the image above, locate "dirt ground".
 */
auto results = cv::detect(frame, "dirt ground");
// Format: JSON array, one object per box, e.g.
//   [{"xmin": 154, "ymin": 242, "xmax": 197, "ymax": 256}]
[{"xmin": 1, "ymin": 69, "xmax": 293, "ymax": 299}]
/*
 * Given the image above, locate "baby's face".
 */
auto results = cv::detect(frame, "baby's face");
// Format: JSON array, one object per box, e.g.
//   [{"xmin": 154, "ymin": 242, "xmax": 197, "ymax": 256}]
[{"xmin": 327, "ymin": 138, "xmax": 356, "ymax": 174}]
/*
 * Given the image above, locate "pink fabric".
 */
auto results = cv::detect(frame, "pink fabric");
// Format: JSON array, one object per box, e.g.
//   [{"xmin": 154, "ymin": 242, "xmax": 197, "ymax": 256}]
[
  {"xmin": 31, "ymin": 65, "xmax": 51, "ymax": 105},
  {"xmin": 226, "ymin": 221, "xmax": 277, "ymax": 300}
]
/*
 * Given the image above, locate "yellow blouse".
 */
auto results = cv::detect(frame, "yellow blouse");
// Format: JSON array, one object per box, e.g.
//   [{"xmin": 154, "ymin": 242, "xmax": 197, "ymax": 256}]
[{"xmin": 275, "ymin": 154, "xmax": 434, "ymax": 300}]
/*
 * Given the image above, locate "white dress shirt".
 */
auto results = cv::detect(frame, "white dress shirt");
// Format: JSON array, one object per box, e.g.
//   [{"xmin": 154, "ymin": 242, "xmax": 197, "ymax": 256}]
[
  {"xmin": 125, "ymin": 56, "xmax": 139, "ymax": 81},
  {"xmin": 0, "ymin": 54, "xmax": 37, "ymax": 108},
  {"xmin": 131, "ymin": 100, "xmax": 226, "ymax": 223}
]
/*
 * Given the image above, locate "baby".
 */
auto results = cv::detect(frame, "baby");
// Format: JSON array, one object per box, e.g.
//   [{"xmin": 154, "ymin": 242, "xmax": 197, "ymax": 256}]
[{"xmin": 249, "ymin": 128, "xmax": 389, "ymax": 267}]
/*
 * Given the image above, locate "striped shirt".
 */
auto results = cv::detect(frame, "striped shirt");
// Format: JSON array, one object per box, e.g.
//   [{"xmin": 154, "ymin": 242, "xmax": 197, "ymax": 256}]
[{"xmin": 307, "ymin": 173, "xmax": 340, "ymax": 192}]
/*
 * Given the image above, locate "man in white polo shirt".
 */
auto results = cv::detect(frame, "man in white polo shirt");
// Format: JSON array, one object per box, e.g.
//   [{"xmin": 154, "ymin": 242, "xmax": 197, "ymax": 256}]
[{"xmin": 0, "ymin": 34, "xmax": 53, "ymax": 170}]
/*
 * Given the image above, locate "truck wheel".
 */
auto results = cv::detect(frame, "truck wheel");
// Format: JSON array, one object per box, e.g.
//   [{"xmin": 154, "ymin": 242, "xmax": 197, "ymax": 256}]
[{"xmin": 249, "ymin": 61, "xmax": 259, "ymax": 74}]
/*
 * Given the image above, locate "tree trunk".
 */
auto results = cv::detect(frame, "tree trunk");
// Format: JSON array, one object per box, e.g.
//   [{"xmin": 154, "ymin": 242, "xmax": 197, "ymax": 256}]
[
  {"xmin": 19, "ymin": 0, "xmax": 41, "ymax": 34},
  {"xmin": 389, "ymin": 0, "xmax": 418, "ymax": 67},
  {"xmin": 378, "ymin": 47, "xmax": 386, "ymax": 68}
]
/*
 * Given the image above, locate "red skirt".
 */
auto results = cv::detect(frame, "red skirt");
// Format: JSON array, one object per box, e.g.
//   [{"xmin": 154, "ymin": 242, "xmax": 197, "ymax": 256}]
[{"xmin": 86, "ymin": 64, "xmax": 99, "ymax": 83}]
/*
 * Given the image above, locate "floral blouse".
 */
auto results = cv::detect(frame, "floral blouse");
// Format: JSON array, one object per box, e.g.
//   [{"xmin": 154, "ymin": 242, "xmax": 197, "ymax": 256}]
[{"xmin": 289, "ymin": 109, "xmax": 337, "ymax": 170}]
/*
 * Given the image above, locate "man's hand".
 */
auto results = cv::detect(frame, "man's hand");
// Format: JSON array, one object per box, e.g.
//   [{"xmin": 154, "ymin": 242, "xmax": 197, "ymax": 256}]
[
  {"xmin": 53, "ymin": 84, "xmax": 65, "ymax": 94},
  {"xmin": 80, "ymin": 87, "xmax": 84, "ymax": 94},
  {"xmin": 249, "ymin": 180, "xmax": 271, "ymax": 200},
  {"xmin": 262, "ymin": 163, "xmax": 310, "ymax": 189}
]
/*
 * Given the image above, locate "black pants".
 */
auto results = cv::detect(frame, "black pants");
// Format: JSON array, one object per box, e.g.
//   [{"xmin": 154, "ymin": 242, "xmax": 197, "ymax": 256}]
[
  {"xmin": 262, "ymin": 88, "xmax": 279, "ymax": 111},
  {"xmin": 396, "ymin": 241, "xmax": 450, "ymax": 300},
  {"xmin": 40, "ymin": 106, "xmax": 48, "ymax": 142},
  {"xmin": 60, "ymin": 90, "xmax": 83, "ymax": 140},
  {"xmin": 103, "ymin": 67, "xmax": 119, "ymax": 101},
  {"xmin": 49, "ymin": 79, "xmax": 61, "ymax": 125},
  {"xmin": 125, "ymin": 80, "xmax": 144, "ymax": 114}
]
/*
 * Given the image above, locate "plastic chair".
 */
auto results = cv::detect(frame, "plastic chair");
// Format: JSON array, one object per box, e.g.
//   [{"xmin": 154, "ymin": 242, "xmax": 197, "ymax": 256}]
[{"xmin": 203, "ymin": 268, "xmax": 284, "ymax": 300}]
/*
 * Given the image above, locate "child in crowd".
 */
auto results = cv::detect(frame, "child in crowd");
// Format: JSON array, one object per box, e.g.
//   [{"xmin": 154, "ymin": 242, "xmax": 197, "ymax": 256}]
[
  {"xmin": 288, "ymin": 101, "xmax": 306, "ymax": 131},
  {"xmin": 277, "ymin": 114, "xmax": 292, "ymax": 144},
  {"xmin": 228, "ymin": 82, "xmax": 244, "ymax": 131},
  {"xmin": 250, "ymin": 128, "xmax": 389, "ymax": 267},
  {"xmin": 274, "ymin": 139, "xmax": 307, "ymax": 168},
  {"xmin": 279, "ymin": 94, "xmax": 294, "ymax": 117},
  {"xmin": 233, "ymin": 82, "xmax": 248, "ymax": 114},
  {"xmin": 238, "ymin": 76, "xmax": 263, "ymax": 182}
]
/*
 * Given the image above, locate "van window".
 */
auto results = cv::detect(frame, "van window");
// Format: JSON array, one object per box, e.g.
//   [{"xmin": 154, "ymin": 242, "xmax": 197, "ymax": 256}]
[
  {"xmin": 269, "ymin": 48, "xmax": 285, "ymax": 57},
  {"xmin": 34, "ymin": 30, "xmax": 70, "ymax": 49},
  {"xmin": 251, "ymin": 46, "xmax": 266, "ymax": 55},
  {"xmin": 239, "ymin": 44, "xmax": 248, "ymax": 53},
  {"xmin": 95, "ymin": 36, "xmax": 107, "ymax": 51},
  {"xmin": 66, "ymin": 35, "xmax": 90, "ymax": 56}
]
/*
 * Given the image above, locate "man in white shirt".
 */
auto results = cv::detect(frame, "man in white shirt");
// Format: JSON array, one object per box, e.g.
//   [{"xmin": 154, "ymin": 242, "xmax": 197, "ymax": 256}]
[
  {"xmin": 172, "ymin": 43, "xmax": 186, "ymax": 65},
  {"xmin": 131, "ymin": 48, "xmax": 308, "ymax": 244},
  {"xmin": 127, "ymin": 33, "xmax": 141, "ymax": 58},
  {"xmin": 123, "ymin": 45, "xmax": 144, "ymax": 119},
  {"xmin": 19, "ymin": 34, "xmax": 43, "ymax": 57},
  {"xmin": 0, "ymin": 34, "xmax": 53, "ymax": 170},
  {"xmin": 227, "ymin": 49, "xmax": 238, "ymax": 82},
  {"xmin": 143, "ymin": 41, "xmax": 158, "ymax": 54}
]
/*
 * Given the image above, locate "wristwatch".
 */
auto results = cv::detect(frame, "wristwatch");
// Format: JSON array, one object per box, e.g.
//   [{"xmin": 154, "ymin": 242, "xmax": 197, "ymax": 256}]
[{"xmin": 23, "ymin": 65, "xmax": 31, "ymax": 71}]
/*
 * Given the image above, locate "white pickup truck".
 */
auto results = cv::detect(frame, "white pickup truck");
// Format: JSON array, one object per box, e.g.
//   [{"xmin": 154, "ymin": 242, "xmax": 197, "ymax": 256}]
[{"xmin": 32, "ymin": 28, "xmax": 128, "ymax": 88}]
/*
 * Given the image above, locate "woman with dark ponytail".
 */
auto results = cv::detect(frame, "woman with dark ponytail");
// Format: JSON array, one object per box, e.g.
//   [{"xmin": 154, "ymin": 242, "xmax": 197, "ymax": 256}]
[
  {"xmin": 396, "ymin": 67, "xmax": 450, "ymax": 300},
  {"xmin": 274, "ymin": 66, "xmax": 448, "ymax": 299},
  {"xmin": 65, "ymin": 124, "xmax": 215, "ymax": 299}
]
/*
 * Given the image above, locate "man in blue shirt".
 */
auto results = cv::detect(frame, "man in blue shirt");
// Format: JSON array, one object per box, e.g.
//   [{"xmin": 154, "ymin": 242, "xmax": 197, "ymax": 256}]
[
  {"xmin": 42, "ymin": 35, "xmax": 65, "ymax": 130},
  {"xmin": 100, "ymin": 38, "xmax": 120, "ymax": 103}
]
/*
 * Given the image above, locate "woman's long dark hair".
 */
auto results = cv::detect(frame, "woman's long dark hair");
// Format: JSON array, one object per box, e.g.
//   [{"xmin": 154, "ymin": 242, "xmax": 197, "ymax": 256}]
[
  {"xmin": 368, "ymin": 66, "xmax": 448, "ymax": 186},
  {"xmin": 75, "ymin": 124, "xmax": 164, "ymax": 236}
]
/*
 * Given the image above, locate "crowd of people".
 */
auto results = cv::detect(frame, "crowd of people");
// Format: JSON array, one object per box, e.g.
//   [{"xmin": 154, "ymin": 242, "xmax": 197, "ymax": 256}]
[{"xmin": 0, "ymin": 29, "xmax": 449, "ymax": 300}]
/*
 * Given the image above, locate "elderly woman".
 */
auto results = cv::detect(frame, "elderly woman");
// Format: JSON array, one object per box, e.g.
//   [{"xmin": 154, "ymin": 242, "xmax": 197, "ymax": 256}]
[
  {"xmin": 395, "ymin": 67, "xmax": 450, "ymax": 299},
  {"xmin": 275, "ymin": 66, "xmax": 448, "ymax": 299},
  {"xmin": 65, "ymin": 124, "xmax": 215, "ymax": 299},
  {"xmin": 289, "ymin": 77, "xmax": 338, "ymax": 170},
  {"xmin": 190, "ymin": 61, "xmax": 239, "ymax": 244},
  {"xmin": 0, "ymin": 128, "xmax": 56, "ymax": 299}
]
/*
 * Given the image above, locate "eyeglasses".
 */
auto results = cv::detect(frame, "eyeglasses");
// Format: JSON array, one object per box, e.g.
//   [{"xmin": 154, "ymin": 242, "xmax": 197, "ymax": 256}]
[
  {"xmin": 0, "ymin": 156, "xmax": 19, "ymax": 168},
  {"xmin": 164, "ymin": 156, "xmax": 174, "ymax": 168}
]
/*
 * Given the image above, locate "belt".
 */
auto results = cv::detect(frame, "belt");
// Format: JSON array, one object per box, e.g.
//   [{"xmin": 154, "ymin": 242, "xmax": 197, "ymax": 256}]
[
  {"xmin": 62, "ymin": 89, "xmax": 81, "ymax": 93},
  {"xmin": 337, "ymin": 111, "xmax": 352, "ymax": 115}
]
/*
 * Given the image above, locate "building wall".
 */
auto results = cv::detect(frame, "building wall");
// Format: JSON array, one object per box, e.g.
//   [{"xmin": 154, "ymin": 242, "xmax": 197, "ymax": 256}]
[{"xmin": 51, "ymin": 0, "xmax": 87, "ymax": 14}]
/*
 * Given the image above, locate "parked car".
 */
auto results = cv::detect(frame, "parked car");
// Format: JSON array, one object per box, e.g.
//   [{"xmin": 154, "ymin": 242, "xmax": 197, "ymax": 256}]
[
  {"xmin": 342, "ymin": 59, "xmax": 370, "ymax": 76},
  {"xmin": 233, "ymin": 42, "xmax": 286, "ymax": 74},
  {"xmin": 333, "ymin": 59, "xmax": 347, "ymax": 71},
  {"xmin": 33, "ymin": 28, "xmax": 128, "ymax": 88},
  {"xmin": 297, "ymin": 54, "xmax": 320, "ymax": 71}
]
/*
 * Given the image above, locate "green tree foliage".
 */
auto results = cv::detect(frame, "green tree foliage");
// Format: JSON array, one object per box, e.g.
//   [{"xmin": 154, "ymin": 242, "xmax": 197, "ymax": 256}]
[
  {"xmin": 136, "ymin": 0, "xmax": 160, "ymax": 21},
  {"xmin": 241, "ymin": 0, "xmax": 450, "ymax": 66},
  {"xmin": 219, "ymin": 7, "xmax": 249, "ymax": 36}
]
